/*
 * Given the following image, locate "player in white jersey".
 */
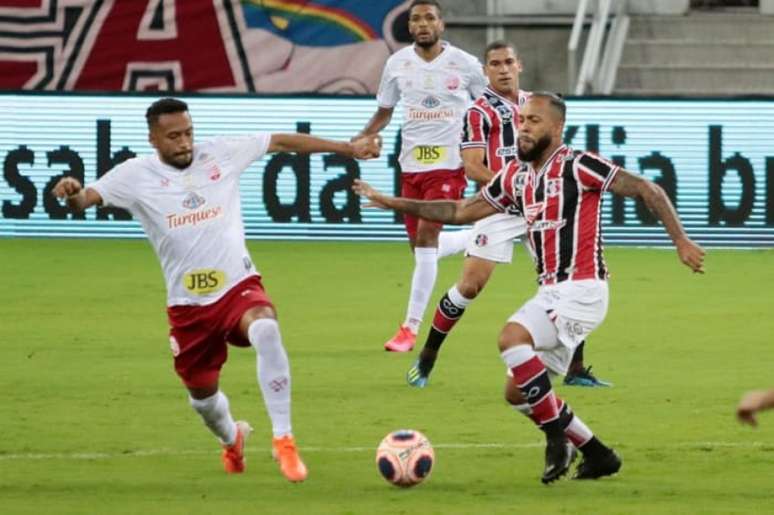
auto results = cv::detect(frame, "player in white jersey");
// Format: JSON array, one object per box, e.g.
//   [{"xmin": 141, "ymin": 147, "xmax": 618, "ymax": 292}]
[
  {"xmin": 52, "ymin": 97, "xmax": 380, "ymax": 482},
  {"xmin": 355, "ymin": 0, "xmax": 487, "ymax": 352}
]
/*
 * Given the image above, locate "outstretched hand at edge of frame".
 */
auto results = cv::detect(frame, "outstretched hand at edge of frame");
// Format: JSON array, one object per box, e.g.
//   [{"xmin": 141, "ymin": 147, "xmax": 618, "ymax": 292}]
[
  {"xmin": 52, "ymin": 177, "xmax": 84, "ymax": 200},
  {"xmin": 352, "ymin": 179, "xmax": 390, "ymax": 209}
]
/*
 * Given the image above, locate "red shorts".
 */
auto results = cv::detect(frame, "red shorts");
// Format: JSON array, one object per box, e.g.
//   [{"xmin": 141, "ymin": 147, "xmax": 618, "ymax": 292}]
[
  {"xmin": 400, "ymin": 168, "xmax": 467, "ymax": 241},
  {"xmin": 166, "ymin": 275, "xmax": 274, "ymax": 388}
]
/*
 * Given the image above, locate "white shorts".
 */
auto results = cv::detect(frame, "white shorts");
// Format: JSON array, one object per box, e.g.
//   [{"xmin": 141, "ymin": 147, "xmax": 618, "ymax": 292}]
[
  {"xmin": 507, "ymin": 279, "xmax": 609, "ymax": 375},
  {"xmin": 465, "ymin": 213, "xmax": 526, "ymax": 263}
]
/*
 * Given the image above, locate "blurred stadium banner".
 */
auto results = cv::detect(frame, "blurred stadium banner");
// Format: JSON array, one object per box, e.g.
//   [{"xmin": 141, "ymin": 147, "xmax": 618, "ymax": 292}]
[
  {"xmin": 1, "ymin": 94, "xmax": 773, "ymax": 247},
  {"xmin": 0, "ymin": 0, "xmax": 410, "ymax": 94}
]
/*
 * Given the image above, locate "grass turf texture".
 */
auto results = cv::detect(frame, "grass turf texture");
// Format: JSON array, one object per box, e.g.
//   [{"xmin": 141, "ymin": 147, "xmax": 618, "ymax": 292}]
[{"xmin": 1, "ymin": 239, "xmax": 773, "ymax": 514}]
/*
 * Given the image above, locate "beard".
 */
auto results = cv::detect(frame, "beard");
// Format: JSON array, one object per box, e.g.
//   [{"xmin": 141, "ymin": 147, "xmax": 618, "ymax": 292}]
[
  {"xmin": 414, "ymin": 32, "xmax": 439, "ymax": 48},
  {"xmin": 165, "ymin": 152, "xmax": 192, "ymax": 170},
  {"xmin": 517, "ymin": 134, "xmax": 552, "ymax": 162}
]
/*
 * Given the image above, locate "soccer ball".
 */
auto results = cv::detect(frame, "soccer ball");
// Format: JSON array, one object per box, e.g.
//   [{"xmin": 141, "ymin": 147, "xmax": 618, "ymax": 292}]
[{"xmin": 375, "ymin": 429, "xmax": 434, "ymax": 487}]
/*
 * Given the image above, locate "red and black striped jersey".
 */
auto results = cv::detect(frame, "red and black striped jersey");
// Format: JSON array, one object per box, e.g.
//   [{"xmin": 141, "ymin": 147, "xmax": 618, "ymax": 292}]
[
  {"xmin": 482, "ymin": 145, "xmax": 620, "ymax": 286},
  {"xmin": 461, "ymin": 87, "xmax": 529, "ymax": 174}
]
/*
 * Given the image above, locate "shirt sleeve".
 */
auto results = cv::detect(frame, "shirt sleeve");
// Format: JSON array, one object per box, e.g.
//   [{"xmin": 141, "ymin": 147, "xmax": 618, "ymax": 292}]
[
  {"xmin": 213, "ymin": 133, "xmax": 271, "ymax": 174},
  {"xmin": 481, "ymin": 162, "xmax": 521, "ymax": 214},
  {"xmin": 574, "ymin": 151, "xmax": 620, "ymax": 191},
  {"xmin": 376, "ymin": 58, "xmax": 400, "ymax": 108},
  {"xmin": 87, "ymin": 160, "xmax": 137, "ymax": 210},
  {"xmin": 461, "ymin": 107, "xmax": 489, "ymax": 150}
]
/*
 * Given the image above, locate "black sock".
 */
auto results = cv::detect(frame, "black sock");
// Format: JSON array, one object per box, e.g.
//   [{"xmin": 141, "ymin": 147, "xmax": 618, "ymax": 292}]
[
  {"xmin": 578, "ymin": 436, "xmax": 609, "ymax": 459},
  {"xmin": 568, "ymin": 341, "xmax": 586, "ymax": 374},
  {"xmin": 417, "ymin": 329, "xmax": 446, "ymax": 375}
]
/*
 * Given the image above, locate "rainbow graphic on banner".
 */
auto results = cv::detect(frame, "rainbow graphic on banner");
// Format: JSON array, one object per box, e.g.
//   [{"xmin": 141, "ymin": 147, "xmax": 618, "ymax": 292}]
[{"xmin": 241, "ymin": 0, "xmax": 405, "ymax": 46}]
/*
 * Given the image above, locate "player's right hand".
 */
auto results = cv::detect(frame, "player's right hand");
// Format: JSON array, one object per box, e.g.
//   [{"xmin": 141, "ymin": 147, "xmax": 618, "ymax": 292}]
[
  {"xmin": 676, "ymin": 237, "xmax": 705, "ymax": 274},
  {"xmin": 52, "ymin": 177, "xmax": 83, "ymax": 199}
]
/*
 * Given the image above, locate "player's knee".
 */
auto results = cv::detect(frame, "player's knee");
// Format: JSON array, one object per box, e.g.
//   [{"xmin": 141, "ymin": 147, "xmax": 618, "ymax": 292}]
[
  {"xmin": 247, "ymin": 317, "xmax": 281, "ymax": 349},
  {"xmin": 497, "ymin": 324, "xmax": 532, "ymax": 353},
  {"xmin": 457, "ymin": 277, "xmax": 485, "ymax": 299},
  {"xmin": 497, "ymin": 329, "xmax": 516, "ymax": 353},
  {"xmin": 505, "ymin": 387, "xmax": 526, "ymax": 406}
]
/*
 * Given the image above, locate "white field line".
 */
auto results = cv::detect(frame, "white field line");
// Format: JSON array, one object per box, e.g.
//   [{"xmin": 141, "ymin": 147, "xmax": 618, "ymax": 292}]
[{"xmin": 0, "ymin": 441, "xmax": 770, "ymax": 461}]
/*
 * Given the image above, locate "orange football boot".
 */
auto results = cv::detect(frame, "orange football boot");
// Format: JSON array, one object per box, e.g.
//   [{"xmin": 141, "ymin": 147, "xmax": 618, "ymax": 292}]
[
  {"xmin": 222, "ymin": 420, "xmax": 252, "ymax": 474},
  {"xmin": 272, "ymin": 435, "xmax": 308, "ymax": 482}
]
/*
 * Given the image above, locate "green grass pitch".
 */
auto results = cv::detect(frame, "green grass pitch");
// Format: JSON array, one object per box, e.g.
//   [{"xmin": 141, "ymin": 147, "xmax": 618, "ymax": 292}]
[{"xmin": 1, "ymin": 239, "xmax": 773, "ymax": 514}]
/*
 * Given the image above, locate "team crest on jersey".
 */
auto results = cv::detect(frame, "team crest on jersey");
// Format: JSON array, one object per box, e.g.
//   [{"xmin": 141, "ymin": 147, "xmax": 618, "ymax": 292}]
[
  {"xmin": 160, "ymin": 178, "xmax": 170, "ymax": 188},
  {"xmin": 475, "ymin": 234, "xmax": 488, "ymax": 247},
  {"xmin": 496, "ymin": 104, "xmax": 513, "ymax": 121},
  {"xmin": 546, "ymin": 179, "xmax": 562, "ymax": 197},
  {"xmin": 208, "ymin": 166, "xmax": 221, "ymax": 181},
  {"xmin": 421, "ymin": 95, "xmax": 441, "ymax": 108},
  {"xmin": 445, "ymin": 75, "xmax": 460, "ymax": 90},
  {"xmin": 182, "ymin": 192, "xmax": 206, "ymax": 210}
]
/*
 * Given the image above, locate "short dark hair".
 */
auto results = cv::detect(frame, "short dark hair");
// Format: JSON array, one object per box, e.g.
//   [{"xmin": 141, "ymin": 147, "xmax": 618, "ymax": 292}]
[
  {"xmin": 484, "ymin": 40, "xmax": 518, "ymax": 63},
  {"xmin": 146, "ymin": 97, "xmax": 188, "ymax": 128},
  {"xmin": 530, "ymin": 91, "xmax": 566, "ymax": 122},
  {"xmin": 409, "ymin": 0, "xmax": 442, "ymax": 16}
]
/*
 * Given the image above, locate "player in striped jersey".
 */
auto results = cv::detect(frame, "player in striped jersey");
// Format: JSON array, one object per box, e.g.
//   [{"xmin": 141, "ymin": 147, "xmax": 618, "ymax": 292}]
[
  {"xmin": 406, "ymin": 40, "xmax": 528, "ymax": 387},
  {"xmin": 407, "ymin": 42, "xmax": 609, "ymax": 389},
  {"xmin": 353, "ymin": 92, "xmax": 704, "ymax": 483}
]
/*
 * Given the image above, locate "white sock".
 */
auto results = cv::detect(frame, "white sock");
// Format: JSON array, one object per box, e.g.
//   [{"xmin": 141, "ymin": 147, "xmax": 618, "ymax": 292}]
[
  {"xmin": 501, "ymin": 345, "xmax": 536, "ymax": 369},
  {"xmin": 438, "ymin": 229, "xmax": 471, "ymax": 259},
  {"xmin": 566, "ymin": 413, "xmax": 594, "ymax": 447},
  {"xmin": 403, "ymin": 247, "xmax": 438, "ymax": 333},
  {"xmin": 248, "ymin": 318, "xmax": 292, "ymax": 438},
  {"xmin": 512, "ymin": 400, "xmax": 593, "ymax": 447},
  {"xmin": 189, "ymin": 391, "xmax": 237, "ymax": 446},
  {"xmin": 448, "ymin": 285, "xmax": 473, "ymax": 308}
]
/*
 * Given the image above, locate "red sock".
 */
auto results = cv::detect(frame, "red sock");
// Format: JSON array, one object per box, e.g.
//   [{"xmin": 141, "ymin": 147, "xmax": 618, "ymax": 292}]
[{"xmin": 509, "ymin": 355, "xmax": 560, "ymax": 426}]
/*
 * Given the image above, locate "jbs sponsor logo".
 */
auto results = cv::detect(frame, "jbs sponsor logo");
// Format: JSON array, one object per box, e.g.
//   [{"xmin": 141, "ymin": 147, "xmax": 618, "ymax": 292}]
[
  {"xmin": 184, "ymin": 269, "xmax": 226, "ymax": 295},
  {"xmin": 413, "ymin": 146, "xmax": 447, "ymax": 165}
]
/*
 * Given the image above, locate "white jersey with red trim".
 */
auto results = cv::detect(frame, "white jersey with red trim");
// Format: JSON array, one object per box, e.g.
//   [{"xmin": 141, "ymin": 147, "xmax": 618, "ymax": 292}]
[
  {"xmin": 482, "ymin": 145, "xmax": 620, "ymax": 285},
  {"xmin": 377, "ymin": 42, "xmax": 487, "ymax": 172},
  {"xmin": 88, "ymin": 133, "xmax": 270, "ymax": 307}
]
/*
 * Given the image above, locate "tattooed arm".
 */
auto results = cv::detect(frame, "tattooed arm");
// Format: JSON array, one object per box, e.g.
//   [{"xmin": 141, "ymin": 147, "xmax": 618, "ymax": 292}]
[
  {"xmin": 608, "ymin": 169, "xmax": 705, "ymax": 273},
  {"xmin": 352, "ymin": 179, "xmax": 497, "ymax": 225}
]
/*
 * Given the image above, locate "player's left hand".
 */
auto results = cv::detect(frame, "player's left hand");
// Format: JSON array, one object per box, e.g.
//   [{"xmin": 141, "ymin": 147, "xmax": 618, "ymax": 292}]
[
  {"xmin": 352, "ymin": 179, "xmax": 389, "ymax": 209},
  {"xmin": 351, "ymin": 135, "xmax": 382, "ymax": 160},
  {"xmin": 676, "ymin": 237, "xmax": 705, "ymax": 274}
]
